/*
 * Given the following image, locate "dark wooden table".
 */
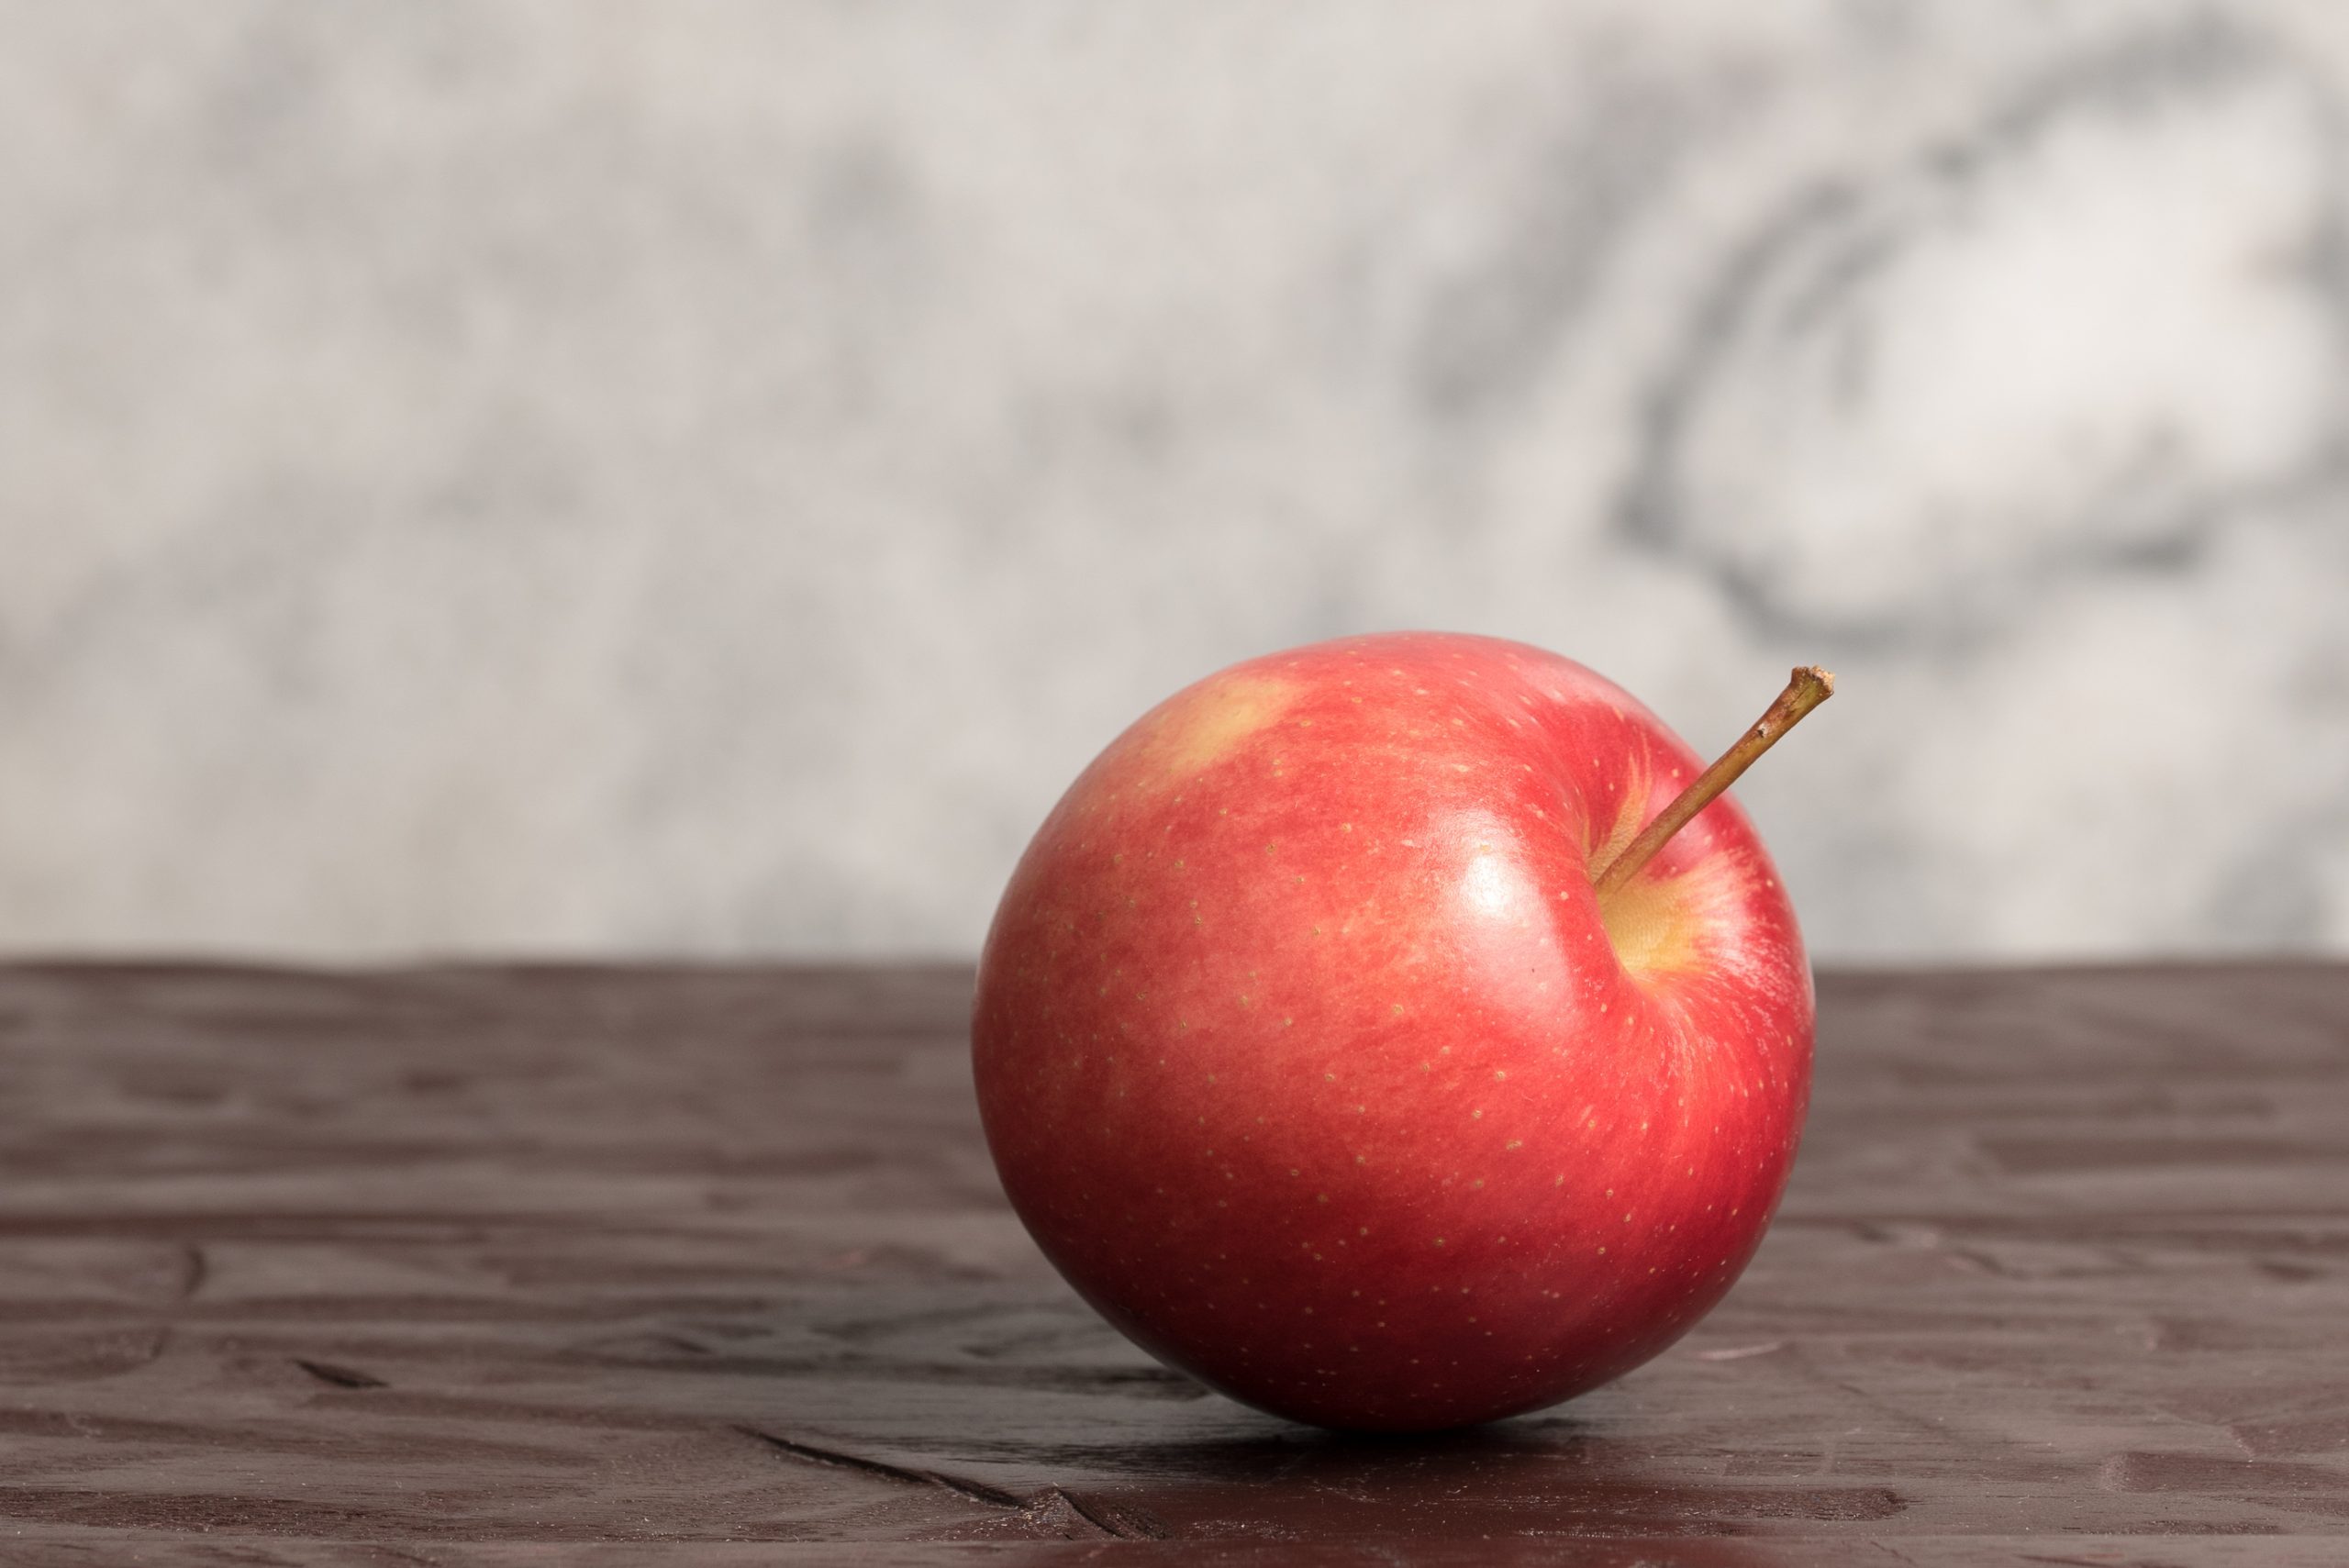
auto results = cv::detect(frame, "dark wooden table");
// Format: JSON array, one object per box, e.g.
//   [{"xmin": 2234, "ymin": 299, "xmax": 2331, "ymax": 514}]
[{"xmin": 2, "ymin": 962, "xmax": 2344, "ymax": 1564}]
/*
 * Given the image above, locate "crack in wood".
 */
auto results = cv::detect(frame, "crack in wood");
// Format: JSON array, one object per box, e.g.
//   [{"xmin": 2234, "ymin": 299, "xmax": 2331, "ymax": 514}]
[
  {"xmin": 735, "ymin": 1426, "xmax": 1025, "ymax": 1508},
  {"xmin": 1052, "ymin": 1485, "xmax": 1173, "ymax": 1540},
  {"xmin": 293, "ymin": 1358, "xmax": 390, "ymax": 1389},
  {"xmin": 176, "ymin": 1242, "xmax": 208, "ymax": 1304}
]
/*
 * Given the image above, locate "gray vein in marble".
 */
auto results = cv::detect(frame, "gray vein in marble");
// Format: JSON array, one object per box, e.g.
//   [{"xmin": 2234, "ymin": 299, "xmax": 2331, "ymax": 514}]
[{"xmin": 1622, "ymin": 14, "xmax": 2349, "ymax": 649}]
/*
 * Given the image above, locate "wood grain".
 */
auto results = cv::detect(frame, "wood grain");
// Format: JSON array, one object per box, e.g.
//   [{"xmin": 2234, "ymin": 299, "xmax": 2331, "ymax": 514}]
[{"xmin": 0, "ymin": 962, "xmax": 2343, "ymax": 1564}]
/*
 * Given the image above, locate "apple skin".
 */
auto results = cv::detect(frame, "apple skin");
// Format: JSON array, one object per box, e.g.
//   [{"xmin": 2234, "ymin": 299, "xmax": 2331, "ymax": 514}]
[{"xmin": 973, "ymin": 632, "xmax": 1812, "ymax": 1432}]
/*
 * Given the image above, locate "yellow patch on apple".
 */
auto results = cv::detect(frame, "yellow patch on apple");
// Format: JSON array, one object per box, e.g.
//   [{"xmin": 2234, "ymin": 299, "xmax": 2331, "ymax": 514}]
[{"xmin": 1130, "ymin": 673, "xmax": 1294, "ymax": 783}]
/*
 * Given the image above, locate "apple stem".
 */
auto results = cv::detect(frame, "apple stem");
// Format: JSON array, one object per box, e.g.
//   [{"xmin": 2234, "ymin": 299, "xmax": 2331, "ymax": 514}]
[{"xmin": 1589, "ymin": 666, "xmax": 1835, "ymax": 897}]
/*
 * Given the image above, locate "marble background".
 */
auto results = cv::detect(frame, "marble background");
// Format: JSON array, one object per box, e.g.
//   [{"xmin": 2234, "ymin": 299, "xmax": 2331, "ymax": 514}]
[{"xmin": 4, "ymin": 2, "xmax": 2345, "ymax": 961}]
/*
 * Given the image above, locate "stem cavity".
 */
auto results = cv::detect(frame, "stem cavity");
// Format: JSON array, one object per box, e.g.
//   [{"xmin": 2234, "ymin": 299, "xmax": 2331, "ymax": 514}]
[{"xmin": 1589, "ymin": 666, "xmax": 1835, "ymax": 897}]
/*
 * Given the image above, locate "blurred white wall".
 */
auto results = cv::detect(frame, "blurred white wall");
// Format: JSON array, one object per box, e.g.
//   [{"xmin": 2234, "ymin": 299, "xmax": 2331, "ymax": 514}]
[{"xmin": 4, "ymin": 2, "xmax": 2347, "ymax": 960}]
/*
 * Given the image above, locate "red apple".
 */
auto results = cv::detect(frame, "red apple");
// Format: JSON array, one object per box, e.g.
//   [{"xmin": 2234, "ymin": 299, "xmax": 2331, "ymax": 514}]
[{"xmin": 973, "ymin": 631, "xmax": 1821, "ymax": 1431}]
